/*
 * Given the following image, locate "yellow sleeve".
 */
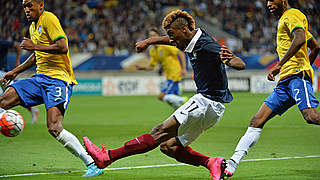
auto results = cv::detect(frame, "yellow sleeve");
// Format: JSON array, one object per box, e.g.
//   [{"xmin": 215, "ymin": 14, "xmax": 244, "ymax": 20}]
[
  {"xmin": 284, "ymin": 10, "xmax": 306, "ymax": 34},
  {"xmin": 149, "ymin": 48, "xmax": 157, "ymax": 66},
  {"xmin": 168, "ymin": 46, "xmax": 179, "ymax": 56},
  {"xmin": 44, "ymin": 13, "xmax": 66, "ymax": 42},
  {"xmin": 307, "ymin": 31, "xmax": 314, "ymax": 42}
]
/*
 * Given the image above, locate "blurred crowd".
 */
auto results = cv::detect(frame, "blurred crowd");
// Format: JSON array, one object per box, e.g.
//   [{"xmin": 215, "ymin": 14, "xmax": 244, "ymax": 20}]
[
  {"xmin": 1, "ymin": 0, "xmax": 319, "ymax": 55},
  {"xmin": 190, "ymin": 0, "xmax": 320, "ymax": 54}
]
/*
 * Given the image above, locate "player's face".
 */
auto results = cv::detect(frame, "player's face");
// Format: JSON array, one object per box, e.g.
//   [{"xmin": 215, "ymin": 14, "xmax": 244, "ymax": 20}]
[
  {"xmin": 148, "ymin": 31, "xmax": 159, "ymax": 38},
  {"xmin": 266, "ymin": 0, "xmax": 283, "ymax": 15},
  {"xmin": 22, "ymin": 0, "xmax": 44, "ymax": 21},
  {"xmin": 165, "ymin": 27, "xmax": 187, "ymax": 51}
]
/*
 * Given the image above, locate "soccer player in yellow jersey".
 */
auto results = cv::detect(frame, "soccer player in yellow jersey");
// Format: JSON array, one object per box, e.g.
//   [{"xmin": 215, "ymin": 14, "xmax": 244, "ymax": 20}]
[
  {"xmin": 136, "ymin": 27, "xmax": 187, "ymax": 109},
  {"xmin": 224, "ymin": 0, "xmax": 320, "ymax": 177},
  {"xmin": 0, "ymin": 0, "xmax": 103, "ymax": 177}
]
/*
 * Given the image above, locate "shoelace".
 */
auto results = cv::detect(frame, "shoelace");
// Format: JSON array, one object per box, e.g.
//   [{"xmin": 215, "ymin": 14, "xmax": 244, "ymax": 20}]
[{"xmin": 100, "ymin": 144, "xmax": 107, "ymax": 151}]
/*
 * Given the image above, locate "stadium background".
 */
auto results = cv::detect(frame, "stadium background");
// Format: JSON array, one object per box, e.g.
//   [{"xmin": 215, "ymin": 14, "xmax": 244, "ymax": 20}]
[
  {"xmin": 1, "ymin": 0, "xmax": 320, "ymax": 96},
  {"xmin": 1, "ymin": 1, "xmax": 320, "ymax": 179}
]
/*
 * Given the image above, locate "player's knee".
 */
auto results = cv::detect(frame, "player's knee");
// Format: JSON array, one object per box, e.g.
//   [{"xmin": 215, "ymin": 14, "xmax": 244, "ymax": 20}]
[
  {"xmin": 159, "ymin": 142, "xmax": 175, "ymax": 156},
  {"xmin": 304, "ymin": 113, "xmax": 320, "ymax": 124},
  {"xmin": 150, "ymin": 123, "xmax": 166, "ymax": 140},
  {"xmin": 0, "ymin": 97, "xmax": 9, "ymax": 109},
  {"xmin": 47, "ymin": 123, "xmax": 63, "ymax": 137},
  {"xmin": 249, "ymin": 116, "xmax": 263, "ymax": 128},
  {"xmin": 159, "ymin": 142, "xmax": 170, "ymax": 154},
  {"xmin": 157, "ymin": 94, "xmax": 164, "ymax": 101}
]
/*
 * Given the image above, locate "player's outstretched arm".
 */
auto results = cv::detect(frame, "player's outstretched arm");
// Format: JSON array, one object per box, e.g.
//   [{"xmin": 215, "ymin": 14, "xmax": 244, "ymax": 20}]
[
  {"xmin": 20, "ymin": 37, "xmax": 68, "ymax": 54},
  {"xmin": 268, "ymin": 28, "xmax": 306, "ymax": 81},
  {"xmin": 136, "ymin": 64, "xmax": 155, "ymax": 71},
  {"xmin": 178, "ymin": 50, "xmax": 187, "ymax": 76},
  {"xmin": 219, "ymin": 45, "xmax": 246, "ymax": 70},
  {"xmin": 13, "ymin": 41, "xmax": 22, "ymax": 68},
  {"xmin": 136, "ymin": 36, "xmax": 171, "ymax": 53},
  {"xmin": 308, "ymin": 37, "xmax": 320, "ymax": 65},
  {"xmin": 0, "ymin": 53, "xmax": 36, "ymax": 85}
]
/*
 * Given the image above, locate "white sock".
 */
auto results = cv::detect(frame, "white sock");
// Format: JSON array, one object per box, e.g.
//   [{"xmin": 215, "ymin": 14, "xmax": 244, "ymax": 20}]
[
  {"xmin": 163, "ymin": 94, "xmax": 185, "ymax": 109},
  {"xmin": 0, "ymin": 108, "xmax": 5, "ymax": 114},
  {"xmin": 56, "ymin": 129, "xmax": 94, "ymax": 166},
  {"xmin": 230, "ymin": 127, "xmax": 262, "ymax": 164}
]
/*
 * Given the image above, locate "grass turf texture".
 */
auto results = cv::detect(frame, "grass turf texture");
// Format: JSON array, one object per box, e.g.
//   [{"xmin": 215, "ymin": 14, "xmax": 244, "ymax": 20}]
[{"xmin": 0, "ymin": 92, "xmax": 319, "ymax": 179}]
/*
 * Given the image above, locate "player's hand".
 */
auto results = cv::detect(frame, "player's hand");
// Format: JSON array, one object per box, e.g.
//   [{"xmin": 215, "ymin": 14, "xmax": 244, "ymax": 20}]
[
  {"xmin": 181, "ymin": 69, "xmax": 187, "ymax": 76},
  {"xmin": 135, "ymin": 65, "xmax": 144, "ymax": 70},
  {"xmin": 20, "ymin": 37, "xmax": 35, "ymax": 51},
  {"xmin": 219, "ymin": 45, "xmax": 233, "ymax": 66},
  {"xmin": 136, "ymin": 40, "xmax": 149, "ymax": 53},
  {"xmin": 267, "ymin": 64, "xmax": 281, "ymax": 81},
  {"xmin": 0, "ymin": 71, "xmax": 17, "ymax": 86}
]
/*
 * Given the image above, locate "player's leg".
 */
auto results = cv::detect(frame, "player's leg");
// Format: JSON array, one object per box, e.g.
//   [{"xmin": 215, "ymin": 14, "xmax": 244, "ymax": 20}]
[
  {"xmin": 292, "ymin": 74, "xmax": 320, "ymax": 125},
  {"xmin": 0, "ymin": 87, "xmax": 21, "ymax": 110},
  {"xmin": 40, "ymin": 75, "xmax": 103, "ymax": 176},
  {"xmin": 161, "ymin": 94, "xmax": 226, "ymax": 180},
  {"xmin": 83, "ymin": 115, "xmax": 181, "ymax": 169},
  {"xmin": 301, "ymin": 108, "xmax": 320, "ymax": 125},
  {"xmin": 26, "ymin": 107, "xmax": 40, "ymax": 123},
  {"xmin": 160, "ymin": 137, "xmax": 225, "ymax": 180},
  {"xmin": 225, "ymin": 103, "xmax": 277, "ymax": 176},
  {"xmin": 46, "ymin": 105, "xmax": 103, "ymax": 176},
  {"xmin": 161, "ymin": 80, "xmax": 186, "ymax": 109},
  {"xmin": 160, "ymin": 137, "xmax": 210, "ymax": 167},
  {"xmin": 225, "ymin": 77, "xmax": 299, "ymax": 177}
]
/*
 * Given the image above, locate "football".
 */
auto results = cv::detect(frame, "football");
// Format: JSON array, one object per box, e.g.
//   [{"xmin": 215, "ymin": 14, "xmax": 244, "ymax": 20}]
[{"xmin": 0, "ymin": 110, "xmax": 25, "ymax": 137}]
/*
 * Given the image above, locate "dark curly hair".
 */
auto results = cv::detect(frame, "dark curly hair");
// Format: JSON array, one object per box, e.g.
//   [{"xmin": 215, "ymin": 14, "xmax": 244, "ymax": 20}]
[{"xmin": 162, "ymin": 10, "xmax": 195, "ymax": 31}]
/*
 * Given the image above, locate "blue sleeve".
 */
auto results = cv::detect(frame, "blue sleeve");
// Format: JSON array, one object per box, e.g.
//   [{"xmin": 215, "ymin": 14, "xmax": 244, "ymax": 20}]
[
  {"xmin": 202, "ymin": 41, "xmax": 221, "ymax": 54},
  {"xmin": 0, "ymin": 40, "xmax": 14, "ymax": 47}
]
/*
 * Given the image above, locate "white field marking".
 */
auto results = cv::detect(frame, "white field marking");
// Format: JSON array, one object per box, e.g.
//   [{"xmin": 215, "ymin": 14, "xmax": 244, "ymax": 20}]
[{"xmin": 1, "ymin": 155, "xmax": 320, "ymax": 178}]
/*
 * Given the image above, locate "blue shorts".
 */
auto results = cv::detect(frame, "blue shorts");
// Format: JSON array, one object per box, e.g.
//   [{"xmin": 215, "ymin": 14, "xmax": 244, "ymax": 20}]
[
  {"xmin": 160, "ymin": 79, "xmax": 180, "ymax": 95},
  {"xmin": 10, "ymin": 74, "xmax": 73, "ymax": 111},
  {"xmin": 264, "ymin": 73, "xmax": 319, "ymax": 115}
]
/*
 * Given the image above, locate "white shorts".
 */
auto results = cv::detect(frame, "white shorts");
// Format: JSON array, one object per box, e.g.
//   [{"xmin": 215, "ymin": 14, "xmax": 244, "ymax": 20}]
[{"xmin": 173, "ymin": 93, "xmax": 225, "ymax": 146}]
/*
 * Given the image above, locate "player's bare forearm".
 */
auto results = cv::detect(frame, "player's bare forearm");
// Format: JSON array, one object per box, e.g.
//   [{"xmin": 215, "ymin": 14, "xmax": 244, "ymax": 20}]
[
  {"xmin": 178, "ymin": 51, "xmax": 187, "ymax": 75},
  {"xmin": 278, "ymin": 29, "xmax": 306, "ymax": 66},
  {"xmin": 13, "ymin": 42, "xmax": 22, "ymax": 68},
  {"xmin": 147, "ymin": 36, "xmax": 171, "ymax": 45},
  {"xmin": 21, "ymin": 37, "xmax": 68, "ymax": 54},
  {"xmin": 13, "ymin": 53, "xmax": 36, "ymax": 74},
  {"xmin": 136, "ymin": 36, "xmax": 171, "ymax": 53},
  {"xmin": 35, "ymin": 38, "xmax": 68, "ymax": 54},
  {"xmin": 136, "ymin": 64, "xmax": 154, "ymax": 71},
  {"xmin": 219, "ymin": 45, "xmax": 245, "ymax": 70},
  {"xmin": 308, "ymin": 38, "xmax": 320, "ymax": 65},
  {"xmin": 228, "ymin": 56, "xmax": 246, "ymax": 70}
]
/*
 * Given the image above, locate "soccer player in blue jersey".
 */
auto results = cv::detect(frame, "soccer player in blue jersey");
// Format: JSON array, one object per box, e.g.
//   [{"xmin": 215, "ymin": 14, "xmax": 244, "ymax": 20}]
[
  {"xmin": 0, "ymin": 39, "xmax": 40, "ymax": 123},
  {"xmin": 224, "ymin": 0, "xmax": 320, "ymax": 177},
  {"xmin": 0, "ymin": 0, "xmax": 103, "ymax": 176},
  {"xmin": 83, "ymin": 10, "xmax": 245, "ymax": 180}
]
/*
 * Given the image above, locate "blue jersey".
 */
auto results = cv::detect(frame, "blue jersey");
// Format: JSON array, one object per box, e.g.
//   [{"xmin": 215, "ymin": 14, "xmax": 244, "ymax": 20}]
[
  {"xmin": 0, "ymin": 40, "xmax": 14, "ymax": 71},
  {"xmin": 184, "ymin": 29, "xmax": 233, "ymax": 103}
]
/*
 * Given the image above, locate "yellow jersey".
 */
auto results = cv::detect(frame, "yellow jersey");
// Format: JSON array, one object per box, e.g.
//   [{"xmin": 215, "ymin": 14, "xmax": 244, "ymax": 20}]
[
  {"xmin": 29, "ymin": 11, "xmax": 77, "ymax": 85},
  {"xmin": 149, "ymin": 45, "xmax": 182, "ymax": 82},
  {"xmin": 276, "ymin": 8, "xmax": 313, "ymax": 81}
]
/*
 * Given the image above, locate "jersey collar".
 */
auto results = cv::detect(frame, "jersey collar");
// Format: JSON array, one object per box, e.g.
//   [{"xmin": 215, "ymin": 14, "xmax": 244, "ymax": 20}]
[{"xmin": 184, "ymin": 28, "xmax": 202, "ymax": 53}]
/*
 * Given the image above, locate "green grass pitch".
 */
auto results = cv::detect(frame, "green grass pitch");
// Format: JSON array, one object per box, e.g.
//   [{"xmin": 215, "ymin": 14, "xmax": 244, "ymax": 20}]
[{"xmin": 0, "ymin": 92, "xmax": 319, "ymax": 179}]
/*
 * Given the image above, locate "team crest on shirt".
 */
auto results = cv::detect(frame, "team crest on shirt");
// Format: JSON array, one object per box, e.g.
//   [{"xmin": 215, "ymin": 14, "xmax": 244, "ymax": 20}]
[
  {"xmin": 160, "ymin": 50, "xmax": 163, "ymax": 55},
  {"xmin": 193, "ymin": 52, "xmax": 197, "ymax": 58},
  {"xmin": 38, "ymin": 26, "xmax": 42, "ymax": 34}
]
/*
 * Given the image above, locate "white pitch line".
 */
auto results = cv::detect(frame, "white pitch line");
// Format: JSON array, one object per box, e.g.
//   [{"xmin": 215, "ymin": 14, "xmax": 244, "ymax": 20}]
[{"xmin": 1, "ymin": 155, "xmax": 320, "ymax": 178}]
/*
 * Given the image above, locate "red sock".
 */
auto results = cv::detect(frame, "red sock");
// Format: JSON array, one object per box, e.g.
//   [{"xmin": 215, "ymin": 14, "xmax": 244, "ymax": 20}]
[
  {"xmin": 109, "ymin": 134, "xmax": 158, "ymax": 161},
  {"xmin": 174, "ymin": 146, "xmax": 210, "ymax": 167}
]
